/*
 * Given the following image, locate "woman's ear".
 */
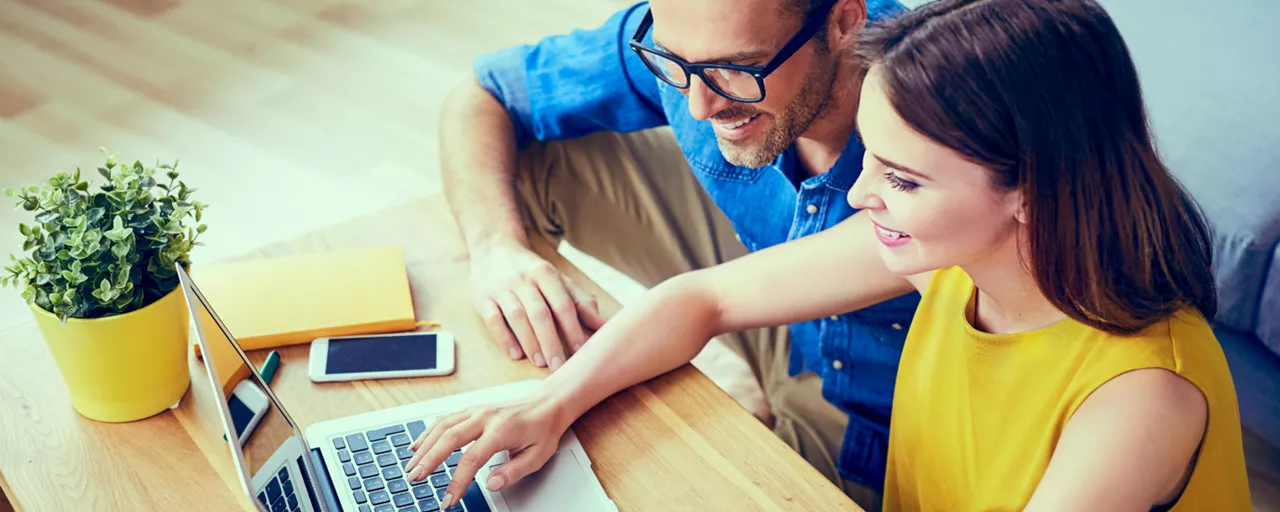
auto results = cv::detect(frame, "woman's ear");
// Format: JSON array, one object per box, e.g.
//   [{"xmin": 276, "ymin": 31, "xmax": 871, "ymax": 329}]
[{"xmin": 1013, "ymin": 192, "xmax": 1030, "ymax": 225}]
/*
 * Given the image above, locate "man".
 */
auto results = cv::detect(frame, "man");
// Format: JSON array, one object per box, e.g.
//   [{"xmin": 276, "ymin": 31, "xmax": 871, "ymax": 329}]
[{"xmin": 439, "ymin": 0, "xmax": 920, "ymax": 506}]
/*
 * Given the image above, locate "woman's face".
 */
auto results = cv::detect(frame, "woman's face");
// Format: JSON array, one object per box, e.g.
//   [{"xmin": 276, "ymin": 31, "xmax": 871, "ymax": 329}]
[{"xmin": 848, "ymin": 67, "xmax": 1026, "ymax": 276}]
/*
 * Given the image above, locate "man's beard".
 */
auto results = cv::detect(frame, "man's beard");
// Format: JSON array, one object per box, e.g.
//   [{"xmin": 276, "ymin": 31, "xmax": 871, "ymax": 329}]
[{"xmin": 714, "ymin": 53, "xmax": 839, "ymax": 169}]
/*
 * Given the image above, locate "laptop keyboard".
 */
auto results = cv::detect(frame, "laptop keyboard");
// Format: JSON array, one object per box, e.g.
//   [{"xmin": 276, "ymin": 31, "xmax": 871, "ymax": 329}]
[
  {"xmin": 256, "ymin": 465, "xmax": 301, "ymax": 512},
  {"xmin": 335, "ymin": 419, "xmax": 493, "ymax": 512}
]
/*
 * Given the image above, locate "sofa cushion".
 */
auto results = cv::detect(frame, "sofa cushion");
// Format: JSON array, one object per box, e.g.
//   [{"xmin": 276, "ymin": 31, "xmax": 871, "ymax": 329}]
[{"xmin": 1101, "ymin": 0, "xmax": 1280, "ymax": 339}]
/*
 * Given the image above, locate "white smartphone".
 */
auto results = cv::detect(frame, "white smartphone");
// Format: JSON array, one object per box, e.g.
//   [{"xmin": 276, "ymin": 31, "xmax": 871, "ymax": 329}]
[
  {"xmin": 308, "ymin": 331, "xmax": 456, "ymax": 382},
  {"xmin": 227, "ymin": 380, "xmax": 270, "ymax": 446}
]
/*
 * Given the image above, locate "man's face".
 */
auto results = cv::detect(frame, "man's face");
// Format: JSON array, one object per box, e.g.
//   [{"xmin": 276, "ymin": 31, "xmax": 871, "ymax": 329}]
[{"xmin": 649, "ymin": 0, "xmax": 841, "ymax": 168}]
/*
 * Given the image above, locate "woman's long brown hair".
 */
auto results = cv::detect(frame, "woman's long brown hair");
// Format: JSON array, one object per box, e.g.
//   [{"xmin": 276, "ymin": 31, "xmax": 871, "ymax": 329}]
[{"xmin": 858, "ymin": 0, "xmax": 1217, "ymax": 334}]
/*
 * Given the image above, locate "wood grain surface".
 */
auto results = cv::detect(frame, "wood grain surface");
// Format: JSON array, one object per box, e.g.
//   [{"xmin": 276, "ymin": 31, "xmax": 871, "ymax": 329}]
[{"xmin": 0, "ymin": 196, "xmax": 859, "ymax": 512}]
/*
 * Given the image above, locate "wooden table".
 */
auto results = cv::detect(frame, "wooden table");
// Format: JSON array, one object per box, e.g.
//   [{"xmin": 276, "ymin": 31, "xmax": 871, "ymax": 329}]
[{"xmin": 0, "ymin": 196, "xmax": 860, "ymax": 512}]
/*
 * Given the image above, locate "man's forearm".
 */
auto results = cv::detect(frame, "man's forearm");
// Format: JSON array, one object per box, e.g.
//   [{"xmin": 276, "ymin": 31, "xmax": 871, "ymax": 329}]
[{"xmin": 440, "ymin": 75, "xmax": 530, "ymax": 254}]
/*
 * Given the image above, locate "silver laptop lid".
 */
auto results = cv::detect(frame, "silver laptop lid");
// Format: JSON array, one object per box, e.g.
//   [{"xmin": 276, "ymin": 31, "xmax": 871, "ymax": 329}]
[{"xmin": 177, "ymin": 264, "xmax": 331, "ymax": 512}]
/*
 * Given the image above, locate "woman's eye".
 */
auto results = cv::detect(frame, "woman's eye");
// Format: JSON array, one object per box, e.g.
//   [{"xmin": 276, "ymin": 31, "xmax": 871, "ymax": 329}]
[{"xmin": 883, "ymin": 172, "xmax": 919, "ymax": 192}]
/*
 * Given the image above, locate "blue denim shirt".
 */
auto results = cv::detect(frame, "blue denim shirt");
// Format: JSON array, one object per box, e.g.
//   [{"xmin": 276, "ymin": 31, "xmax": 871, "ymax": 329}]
[{"xmin": 473, "ymin": 1, "xmax": 920, "ymax": 492}]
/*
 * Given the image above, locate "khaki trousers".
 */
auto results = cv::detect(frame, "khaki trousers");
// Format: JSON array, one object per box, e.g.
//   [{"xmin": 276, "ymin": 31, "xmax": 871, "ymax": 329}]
[{"xmin": 512, "ymin": 128, "xmax": 881, "ymax": 510}]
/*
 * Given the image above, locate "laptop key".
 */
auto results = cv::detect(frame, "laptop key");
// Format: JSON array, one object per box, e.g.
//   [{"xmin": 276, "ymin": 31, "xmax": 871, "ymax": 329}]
[
  {"xmin": 359, "ymin": 464, "xmax": 381, "ymax": 479},
  {"xmin": 461, "ymin": 481, "xmax": 492, "ymax": 512},
  {"xmin": 333, "ymin": 437, "xmax": 346, "ymax": 450},
  {"xmin": 367, "ymin": 424, "xmax": 406, "ymax": 442},
  {"xmin": 372, "ymin": 440, "xmax": 393, "ymax": 454},
  {"xmin": 387, "ymin": 478, "xmax": 409, "ymax": 494},
  {"xmin": 429, "ymin": 472, "xmax": 450, "ymax": 488},
  {"xmin": 271, "ymin": 495, "xmax": 287, "ymax": 512},
  {"xmin": 359, "ymin": 506, "xmax": 372, "ymax": 512},
  {"xmin": 445, "ymin": 450, "xmax": 462, "ymax": 467},
  {"xmin": 348, "ymin": 476, "xmax": 362, "ymax": 491},
  {"xmin": 406, "ymin": 420, "xmax": 427, "ymax": 441},
  {"xmin": 397, "ymin": 447, "xmax": 414, "ymax": 460},
  {"xmin": 355, "ymin": 451, "xmax": 376, "ymax": 465},
  {"xmin": 287, "ymin": 494, "xmax": 298, "ymax": 510},
  {"xmin": 258, "ymin": 491, "xmax": 268, "ymax": 505},
  {"xmin": 347, "ymin": 433, "xmax": 370, "ymax": 452},
  {"xmin": 417, "ymin": 497, "xmax": 440, "ymax": 512},
  {"xmin": 375, "ymin": 506, "xmax": 395, "ymax": 512},
  {"xmin": 390, "ymin": 433, "xmax": 412, "ymax": 447},
  {"xmin": 412, "ymin": 484, "xmax": 435, "ymax": 500},
  {"xmin": 365, "ymin": 477, "xmax": 386, "ymax": 492},
  {"xmin": 354, "ymin": 490, "xmax": 368, "ymax": 504},
  {"xmin": 339, "ymin": 449, "xmax": 352, "ymax": 463},
  {"xmin": 266, "ymin": 479, "xmax": 283, "ymax": 503},
  {"xmin": 398, "ymin": 508, "xmax": 416, "ymax": 512},
  {"xmin": 344, "ymin": 463, "xmax": 357, "ymax": 476},
  {"xmin": 282, "ymin": 479, "xmax": 294, "ymax": 498},
  {"xmin": 378, "ymin": 453, "xmax": 399, "ymax": 467},
  {"xmin": 393, "ymin": 493, "xmax": 415, "ymax": 508},
  {"xmin": 443, "ymin": 505, "xmax": 463, "ymax": 512},
  {"xmin": 383, "ymin": 465, "xmax": 403, "ymax": 480},
  {"xmin": 370, "ymin": 490, "xmax": 391, "ymax": 505}
]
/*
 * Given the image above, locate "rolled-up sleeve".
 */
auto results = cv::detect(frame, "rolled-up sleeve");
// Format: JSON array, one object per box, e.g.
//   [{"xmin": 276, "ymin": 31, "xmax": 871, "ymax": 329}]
[{"xmin": 472, "ymin": 2, "xmax": 666, "ymax": 148}]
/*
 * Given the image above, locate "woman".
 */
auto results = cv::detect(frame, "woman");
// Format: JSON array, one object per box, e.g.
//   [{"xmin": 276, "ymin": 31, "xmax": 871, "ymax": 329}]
[{"xmin": 406, "ymin": 0, "xmax": 1252, "ymax": 509}]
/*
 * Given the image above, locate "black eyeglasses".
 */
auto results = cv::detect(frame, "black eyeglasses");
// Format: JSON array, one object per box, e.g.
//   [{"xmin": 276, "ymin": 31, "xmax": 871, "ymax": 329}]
[{"xmin": 628, "ymin": 1, "xmax": 837, "ymax": 103}]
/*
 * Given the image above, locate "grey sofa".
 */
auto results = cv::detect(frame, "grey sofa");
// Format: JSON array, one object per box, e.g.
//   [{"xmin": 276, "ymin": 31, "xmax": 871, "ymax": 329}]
[{"xmin": 1101, "ymin": 0, "xmax": 1280, "ymax": 449}]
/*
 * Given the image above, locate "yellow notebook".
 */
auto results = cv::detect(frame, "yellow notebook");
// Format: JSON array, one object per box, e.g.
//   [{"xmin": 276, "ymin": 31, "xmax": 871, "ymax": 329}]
[{"xmin": 191, "ymin": 246, "xmax": 417, "ymax": 358}]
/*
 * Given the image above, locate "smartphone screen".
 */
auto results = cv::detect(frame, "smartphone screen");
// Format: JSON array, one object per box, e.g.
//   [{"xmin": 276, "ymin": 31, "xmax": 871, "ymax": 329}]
[
  {"xmin": 228, "ymin": 394, "xmax": 255, "ymax": 438},
  {"xmin": 325, "ymin": 333, "xmax": 439, "ymax": 375}
]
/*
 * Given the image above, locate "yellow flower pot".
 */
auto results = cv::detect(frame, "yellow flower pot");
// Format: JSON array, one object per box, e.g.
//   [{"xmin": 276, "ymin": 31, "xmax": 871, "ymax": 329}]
[{"xmin": 31, "ymin": 287, "xmax": 192, "ymax": 422}]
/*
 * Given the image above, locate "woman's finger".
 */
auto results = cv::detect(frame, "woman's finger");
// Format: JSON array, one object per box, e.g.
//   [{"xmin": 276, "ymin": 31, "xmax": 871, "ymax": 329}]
[
  {"xmin": 408, "ymin": 413, "xmax": 485, "ymax": 483},
  {"xmin": 485, "ymin": 442, "xmax": 557, "ymax": 492},
  {"xmin": 439, "ymin": 433, "xmax": 506, "ymax": 509},
  {"xmin": 406, "ymin": 411, "xmax": 470, "ymax": 475}
]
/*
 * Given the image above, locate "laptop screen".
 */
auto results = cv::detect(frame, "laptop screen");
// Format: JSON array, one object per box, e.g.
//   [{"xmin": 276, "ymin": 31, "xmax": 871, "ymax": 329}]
[{"xmin": 178, "ymin": 266, "xmax": 329, "ymax": 512}]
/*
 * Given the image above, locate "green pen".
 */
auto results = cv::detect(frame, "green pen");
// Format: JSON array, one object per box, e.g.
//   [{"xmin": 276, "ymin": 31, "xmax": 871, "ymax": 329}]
[{"xmin": 260, "ymin": 350, "xmax": 281, "ymax": 386}]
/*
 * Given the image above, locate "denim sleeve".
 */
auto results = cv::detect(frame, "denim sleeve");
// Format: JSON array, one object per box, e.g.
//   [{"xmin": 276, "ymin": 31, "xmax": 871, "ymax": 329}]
[{"xmin": 472, "ymin": 2, "xmax": 666, "ymax": 148}]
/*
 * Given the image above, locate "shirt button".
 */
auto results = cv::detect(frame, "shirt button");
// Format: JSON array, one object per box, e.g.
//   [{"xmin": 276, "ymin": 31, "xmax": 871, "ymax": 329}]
[
  {"xmin": 832, "ymin": 360, "xmax": 844, "ymax": 371},
  {"xmin": 829, "ymin": 315, "xmax": 839, "ymax": 321},
  {"xmin": 892, "ymin": 323, "xmax": 903, "ymax": 330},
  {"xmin": 806, "ymin": 204, "xmax": 818, "ymax": 214}
]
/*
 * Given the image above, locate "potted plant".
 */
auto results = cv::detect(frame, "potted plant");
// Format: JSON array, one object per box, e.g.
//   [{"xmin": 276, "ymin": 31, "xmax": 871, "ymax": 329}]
[{"xmin": 2, "ymin": 148, "xmax": 209, "ymax": 422}]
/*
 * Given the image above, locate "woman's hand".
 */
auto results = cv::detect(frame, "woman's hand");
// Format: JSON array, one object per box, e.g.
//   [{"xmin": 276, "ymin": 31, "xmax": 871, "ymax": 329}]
[{"xmin": 403, "ymin": 393, "xmax": 575, "ymax": 510}]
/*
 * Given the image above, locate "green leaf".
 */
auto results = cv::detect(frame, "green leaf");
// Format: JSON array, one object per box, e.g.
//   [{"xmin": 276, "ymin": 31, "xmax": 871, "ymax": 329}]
[
  {"xmin": 3, "ymin": 187, "xmax": 15, "ymax": 198},
  {"xmin": 75, "ymin": 182, "xmax": 89, "ymax": 192},
  {"xmin": 22, "ymin": 197, "xmax": 38, "ymax": 211},
  {"xmin": 35, "ymin": 211, "xmax": 58, "ymax": 225},
  {"xmin": 98, "ymin": 167, "xmax": 112, "ymax": 180},
  {"xmin": 19, "ymin": 224, "xmax": 30, "ymax": 236}
]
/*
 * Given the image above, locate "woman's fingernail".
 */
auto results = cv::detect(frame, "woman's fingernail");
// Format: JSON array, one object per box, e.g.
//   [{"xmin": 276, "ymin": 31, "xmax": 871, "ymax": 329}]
[
  {"xmin": 408, "ymin": 466, "xmax": 424, "ymax": 481},
  {"xmin": 550, "ymin": 356, "xmax": 564, "ymax": 371},
  {"xmin": 443, "ymin": 493, "xmax": 455, "ymax": 508},
  {"xmin": 508, "ymin": 346, "xmax": 521, "ymax": 360},
  {"xmin": 533, "ymin": 353, "xmax": 546, "ymax": 367},
  {"xmin": 486, "ymin": 474, "xmax": 506, "ymax": 491}
]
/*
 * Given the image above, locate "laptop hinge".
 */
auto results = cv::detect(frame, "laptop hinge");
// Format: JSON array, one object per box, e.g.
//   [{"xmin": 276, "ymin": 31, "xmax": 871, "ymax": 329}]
[{"xmin": 307, "ymin": 448, "xmax": 344, "ymax": 512}]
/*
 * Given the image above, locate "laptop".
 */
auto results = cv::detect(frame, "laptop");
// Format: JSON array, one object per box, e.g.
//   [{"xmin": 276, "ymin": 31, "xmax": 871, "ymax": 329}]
[{"xmin": 176, "ymin": 265, "xmax": 618, "ymax": 512}]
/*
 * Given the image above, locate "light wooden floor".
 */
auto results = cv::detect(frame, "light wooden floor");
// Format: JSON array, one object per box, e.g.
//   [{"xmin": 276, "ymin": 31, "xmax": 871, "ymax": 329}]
[{"xmin": 0, "ymin": 0, "xmax": 1275, "ymax": 509}]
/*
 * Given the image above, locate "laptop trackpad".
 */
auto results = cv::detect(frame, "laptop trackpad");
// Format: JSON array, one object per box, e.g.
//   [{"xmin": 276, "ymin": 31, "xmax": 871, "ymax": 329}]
[{"xmin": 495, "ymin": 450, "xmax": 601, "ymax": 512}]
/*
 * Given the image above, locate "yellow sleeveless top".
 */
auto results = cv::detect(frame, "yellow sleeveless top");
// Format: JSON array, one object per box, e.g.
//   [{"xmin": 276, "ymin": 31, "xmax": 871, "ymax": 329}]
[{"xmin": 883, "ymin": 267, "xmax": 1251, "ymax": 511}]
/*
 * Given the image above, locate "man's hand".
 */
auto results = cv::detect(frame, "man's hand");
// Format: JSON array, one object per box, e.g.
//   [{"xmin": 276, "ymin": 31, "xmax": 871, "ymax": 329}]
[{"xmin": 468, "ymin": 243, "xmax": 607, "ymax": 371}]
